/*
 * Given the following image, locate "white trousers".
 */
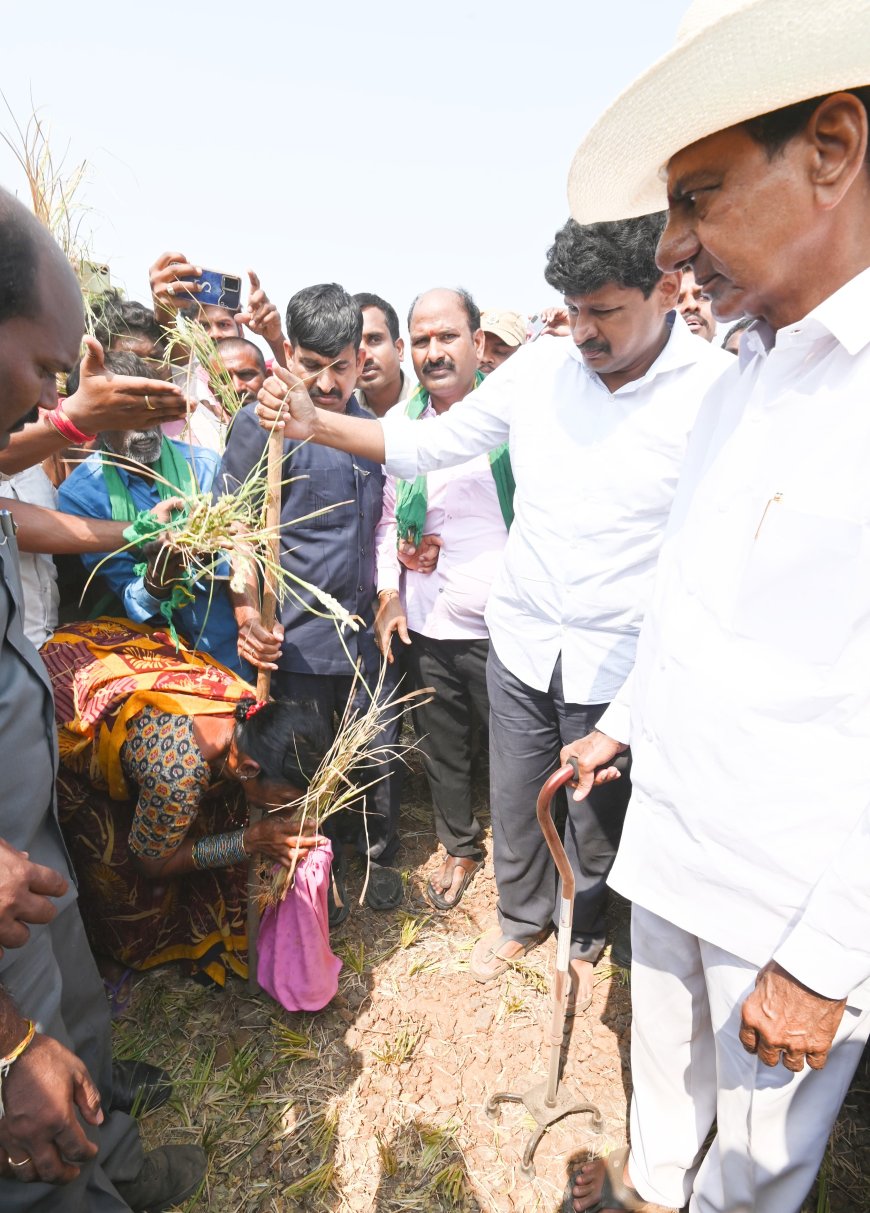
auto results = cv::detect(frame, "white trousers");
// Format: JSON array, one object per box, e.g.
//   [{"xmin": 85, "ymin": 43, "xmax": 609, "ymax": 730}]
[{"xmin": 627, "ymin": 906, "xmax": 870, "ymax": 1213}]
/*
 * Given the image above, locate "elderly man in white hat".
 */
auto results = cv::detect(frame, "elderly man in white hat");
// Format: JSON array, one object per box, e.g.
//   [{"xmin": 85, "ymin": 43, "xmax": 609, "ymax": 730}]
[{"xmin": 560, "ymin": 1, "xmax": 870, "ymax": 1211}]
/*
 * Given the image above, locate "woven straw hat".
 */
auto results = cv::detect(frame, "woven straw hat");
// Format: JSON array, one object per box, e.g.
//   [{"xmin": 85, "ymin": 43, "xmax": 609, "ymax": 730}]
[{"xmin": 568, "ymin": 0, "xmax": 870, "ymax": 223}]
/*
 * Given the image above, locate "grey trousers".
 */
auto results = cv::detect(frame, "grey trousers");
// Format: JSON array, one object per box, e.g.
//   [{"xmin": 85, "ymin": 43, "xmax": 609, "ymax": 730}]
[
  {"xmin": 487, "ymin": 647, "xmax": 631, "ymax": 963},
  {"xmin": 405, "ymin": 631, "xmax": 490, "ymax": 860},
  {"xmin": 0, "ymin": 903, "xmax": 143, "ymax": 1212},
  {"xmin": 272, "ymin": 662, "xmax": 401, "ymax": 862}
]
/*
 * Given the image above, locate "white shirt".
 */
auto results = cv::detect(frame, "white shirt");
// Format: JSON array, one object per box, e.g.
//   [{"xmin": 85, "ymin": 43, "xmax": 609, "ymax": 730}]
[
  {"xmin": 383, "ymin": 315, "xmax": 731, "ymax": 702},
  {"xmin": 0, "ymin": 466, "xmax": 59, "ymax": 648},
  {"xmin": 375, "ymin": 403, "xmax": 508, "ymax": 640},
  {"xmin": 601, "ymin": 267, "xmax": 870, "ymax": 1006}
]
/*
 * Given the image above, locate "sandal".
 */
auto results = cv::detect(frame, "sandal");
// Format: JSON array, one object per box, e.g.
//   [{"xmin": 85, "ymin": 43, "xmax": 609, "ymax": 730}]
[
  {"xmin": 426, "ymin": 855, "xmax": 481, "ymax": 911},
  {"xmin": 469, "ymin": 924, "xmax": 550, "ymax": 983},
  {"xmin": 563, "ymin": 1147, "xmax": 647, "ymax": 1213},
  {"xmin": 102, "ymin": 969, "xmax": 135, "ymax": 1019},
  {"xmin": 327, "ymin": 850, "xmax": 350, "ymax": 928},
  {"xmin": 362, "ymin": 862, "xmax": 404, "ymax": 911}
]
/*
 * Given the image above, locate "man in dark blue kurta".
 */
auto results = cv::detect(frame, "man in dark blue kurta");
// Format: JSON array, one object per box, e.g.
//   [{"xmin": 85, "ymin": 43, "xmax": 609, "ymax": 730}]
[{"xmin": 218, "ymin": 283, "xmax": 402, "ymax": 912}]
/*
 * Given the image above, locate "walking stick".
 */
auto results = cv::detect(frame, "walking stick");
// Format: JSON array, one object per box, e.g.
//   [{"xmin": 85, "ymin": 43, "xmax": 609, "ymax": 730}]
[
  {"xmin": 485, "ymin": 759, "xmax": 603, "ymax": 1176},
  {"xmin": 247, "ymin": 423, "xmax": 284, "ymax": 993}
]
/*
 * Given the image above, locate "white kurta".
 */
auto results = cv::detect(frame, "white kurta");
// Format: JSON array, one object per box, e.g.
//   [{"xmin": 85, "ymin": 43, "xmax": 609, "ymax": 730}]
[
  {"xmin": 383, "ymin": 315, "xmax": 731, "ymax": 703},
  {"xmin": 600, "ymin": 266, "xmax": 870, "ymax": 1006}
]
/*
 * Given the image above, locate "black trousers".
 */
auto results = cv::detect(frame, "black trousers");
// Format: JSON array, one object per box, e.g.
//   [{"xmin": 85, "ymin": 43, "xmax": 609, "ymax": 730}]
[
  {"xmin": 405, "ymin": 631, "xmax": 490, "ymax": 860},
  {"xmin": 272, "ymin": 663, "xmax": 401, "ymax": 862},
  {"xmin": 487, "ymin": 646, "xmax": 631, "ymax": 963}
]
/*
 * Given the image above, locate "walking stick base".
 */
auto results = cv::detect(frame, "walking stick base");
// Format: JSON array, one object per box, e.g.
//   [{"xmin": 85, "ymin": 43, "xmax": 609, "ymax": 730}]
[{"xmin": 485, "ymin": 1081, "xmax": 603, "ymax": 1178}]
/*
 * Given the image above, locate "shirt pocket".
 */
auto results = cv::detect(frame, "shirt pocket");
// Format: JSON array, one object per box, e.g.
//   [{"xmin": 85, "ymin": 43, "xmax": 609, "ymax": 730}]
[
  {"xmin": 732, "ymin": 502, "xmax": 864, "ymax": 666},
  {"xmin": 303, "ymin": 470, "xmax": 352, "ymax": 531}
]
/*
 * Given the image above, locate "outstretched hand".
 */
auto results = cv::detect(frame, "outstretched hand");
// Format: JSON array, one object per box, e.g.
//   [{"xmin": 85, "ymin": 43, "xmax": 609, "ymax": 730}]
[
  {"xmin": 739, "ymin": 961, "xmax": 847, "ymax": 1072},
  {"xmin": 65, "ymin": 337, "xmax": 187, "ymax": 432},
  {"xmin": 256, "ymin": 365, "xmax": 317, "ymax": 441}
]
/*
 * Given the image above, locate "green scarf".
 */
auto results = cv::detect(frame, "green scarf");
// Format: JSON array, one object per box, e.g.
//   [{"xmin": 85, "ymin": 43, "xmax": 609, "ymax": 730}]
[
  {"xmin": 101, "ymin": 437, "xmax": 194, "ymax": 523},
  {"xmin": 394, "ymin": 372, "xmax": 515, "ymax": 547},
  {"xmin": 101, "ymin": 438, "xmax": 195, "ymax": 646}
]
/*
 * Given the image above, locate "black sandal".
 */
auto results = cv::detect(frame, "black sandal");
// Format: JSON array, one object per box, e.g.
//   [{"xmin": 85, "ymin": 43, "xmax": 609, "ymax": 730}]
[
  {"xmin": 327, "ymin": 849, "xmax": 349, "ymax": 928},
  {"xmin": 426, "ymin": 856, "xmax": 481, "ymax": 911}
]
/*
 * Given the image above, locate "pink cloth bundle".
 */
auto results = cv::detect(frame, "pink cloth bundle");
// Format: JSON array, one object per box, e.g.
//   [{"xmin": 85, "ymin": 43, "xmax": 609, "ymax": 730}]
[{"xmin": 257, "ymin": 841, "xmax": 342, "ymax": 1012}]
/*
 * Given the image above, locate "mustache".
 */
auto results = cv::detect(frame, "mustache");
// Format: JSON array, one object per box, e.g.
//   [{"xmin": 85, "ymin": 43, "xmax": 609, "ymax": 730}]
[
  {"xmin": 578, "ymin": 340, "xmax": 610, "ymax": 356},
  {"xmin": 422, "ymin": 357, "xmax": 455, "ymax": 375},
  {"xmin": 308, "ymin": 387, "xmax": 342, "ymax": 400}
]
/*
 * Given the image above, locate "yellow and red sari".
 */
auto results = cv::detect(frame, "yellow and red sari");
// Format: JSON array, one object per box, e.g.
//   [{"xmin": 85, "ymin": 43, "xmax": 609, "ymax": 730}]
[{"xmin": 42, "ymin": 619, "xmax": 255, "ymax": 986}]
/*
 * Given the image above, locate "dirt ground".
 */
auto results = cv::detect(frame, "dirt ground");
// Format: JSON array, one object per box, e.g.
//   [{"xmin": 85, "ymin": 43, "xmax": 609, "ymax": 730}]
[{"xmin": 112, "ymin": 758, "xmax": 870, "ymax": 1213}]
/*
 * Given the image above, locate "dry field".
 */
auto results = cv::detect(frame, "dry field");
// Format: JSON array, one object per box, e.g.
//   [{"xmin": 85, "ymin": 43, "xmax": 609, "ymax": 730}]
[{"xmin": 112, "ymin": 758, "xmax": 870, "ymax": 1212}]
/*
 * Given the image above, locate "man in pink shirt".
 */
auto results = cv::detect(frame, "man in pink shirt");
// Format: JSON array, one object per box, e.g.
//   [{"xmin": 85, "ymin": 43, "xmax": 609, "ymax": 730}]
[{"xmin": 374, "ymin": 287, "xmax": 513, "ymax": 910}]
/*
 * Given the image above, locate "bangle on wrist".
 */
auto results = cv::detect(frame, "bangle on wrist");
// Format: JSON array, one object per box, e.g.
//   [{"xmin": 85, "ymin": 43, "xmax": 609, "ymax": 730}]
[
  {"xmin": 0, "ymin": 1019, "xmax": 36, "ymax": 1118},
  {"xmin": 191, "ymin": 829, "xmax": 248, "ymax": 869},
  {"xmin": 47, "ymin": 403, "xmax": 97, "ymax": 445}
]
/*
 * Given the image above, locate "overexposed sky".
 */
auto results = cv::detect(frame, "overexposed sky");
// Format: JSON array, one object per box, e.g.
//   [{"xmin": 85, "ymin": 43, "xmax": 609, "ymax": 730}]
[{"xmin": 2, "ymin": 0, "xmax": 689, "ymax": 330}]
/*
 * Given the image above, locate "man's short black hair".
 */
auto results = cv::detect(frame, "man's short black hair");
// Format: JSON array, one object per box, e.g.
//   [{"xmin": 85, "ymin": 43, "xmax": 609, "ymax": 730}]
[
  {"xmin": 745, "ymin": 87, "xmax": 870, "ymax": 163},
  {"xmin": 92, "ymin": 292, "xmax": 162, "ymax": 349},
  {"xmin": 285, "ymin": 283, "xmax": 362, "ymax": 357},
  {"xmin": 0, "ymin": 189, "xmax": 42, "ymax": 324},
  {"xmin": 544, "ymin": 213, "xmax": 667, "ymax": 300},
  {"xmin": 216, "ymin": 336, "xmax": 267, "ymax": 374},
  {"xmin": 407, "ymin": 287, "xmax": 480, "ymax": 335},
  {"xmin": 353, "ymin": 292, "xmax": 400, "ymax": 343}
]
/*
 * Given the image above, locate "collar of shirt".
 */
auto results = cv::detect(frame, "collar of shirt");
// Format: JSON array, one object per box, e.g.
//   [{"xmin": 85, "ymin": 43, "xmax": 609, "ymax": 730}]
[
  {"xmin": 566, "ymin": 310, "xmax": 712, "ymax": 394},
  {"xmin": 741, "ymin": 263, "xmax": 870, "ymax": 366}
]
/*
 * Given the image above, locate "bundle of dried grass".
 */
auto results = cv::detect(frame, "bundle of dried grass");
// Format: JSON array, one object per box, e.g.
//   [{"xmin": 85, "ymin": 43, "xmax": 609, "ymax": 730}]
[
  {"xmin": 260, "ymin": 664, "xmax": 432, "ymax": 908},
  {"xmin": 85, "ymin": 442, "xmax": 359, "ymax": 636},
  {"xmin": 163, "ymin": 313, "xmax": 248, "ymax": 425}
]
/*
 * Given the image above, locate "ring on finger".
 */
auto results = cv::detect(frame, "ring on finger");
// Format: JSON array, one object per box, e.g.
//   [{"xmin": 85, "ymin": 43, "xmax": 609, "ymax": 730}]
[
  {"xmin": 144, "ymin": 394, "xmax": 156, "ymax": 411},
  {"xmin": 9, "ymin": 1155, "xmax": 32, "ymax": 1167}
]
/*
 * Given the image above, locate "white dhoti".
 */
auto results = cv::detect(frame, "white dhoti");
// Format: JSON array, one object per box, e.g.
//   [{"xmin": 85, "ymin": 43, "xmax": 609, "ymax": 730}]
[{"xmin": 627, "ymin": 905, "xmax": 870, "ymax": 1213}]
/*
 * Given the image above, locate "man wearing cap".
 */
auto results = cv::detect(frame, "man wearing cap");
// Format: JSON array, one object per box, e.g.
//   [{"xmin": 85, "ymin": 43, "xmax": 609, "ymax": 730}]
[
  {"xmin": 561, "ymin": 2, "xmax": 870, "ymax": 1211},
  {"xmin": 254, "ymin": 217, "xmax": 731, "ymax": 1009},
  {"xmin": 479, "ymin": 310, "xmax": 527, "ymax": 375}
]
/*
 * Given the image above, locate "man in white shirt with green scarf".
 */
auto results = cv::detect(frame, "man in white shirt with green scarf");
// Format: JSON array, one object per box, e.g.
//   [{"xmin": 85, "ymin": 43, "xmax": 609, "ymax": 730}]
[{"xmin": 374, "ymin": 287, "xmax": 513, "ymax": 911}]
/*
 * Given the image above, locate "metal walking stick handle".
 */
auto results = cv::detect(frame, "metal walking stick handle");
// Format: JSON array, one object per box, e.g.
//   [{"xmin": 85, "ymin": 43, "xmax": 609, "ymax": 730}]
[{"xmin": 485, "ymin": 756, "xmax": 603, "ymax": 1177}]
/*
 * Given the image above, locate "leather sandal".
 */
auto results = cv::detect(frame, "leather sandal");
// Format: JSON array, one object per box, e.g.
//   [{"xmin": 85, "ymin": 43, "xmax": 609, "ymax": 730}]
[
  {"xmin": 426, "ymin": 855, "xmax": 481, "ymax": 911},
  {"xmin": 563, "ymin": 1147, "xmax": 650, "ymax": 1213},
  {"xmin": 469, "ymin": 924, "xmax": 549, "ymax": 983}
]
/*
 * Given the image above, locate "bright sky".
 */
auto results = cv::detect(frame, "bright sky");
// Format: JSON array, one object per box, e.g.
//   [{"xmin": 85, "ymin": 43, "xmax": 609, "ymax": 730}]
[{"xmin": 2, "ymin": 0, "xmax": 690, "ymax": 331}]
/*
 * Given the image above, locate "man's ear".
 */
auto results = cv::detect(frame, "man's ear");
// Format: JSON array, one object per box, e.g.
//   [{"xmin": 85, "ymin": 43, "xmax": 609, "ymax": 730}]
[
  {"xmin": 355, "ymin": 346, "xmax": 367, "ymax": 376},
  {"xmin": 472, "ymin": 328, "xmax": 486, "ymax": 360},
  {"xmin": 396, "ymin": 337, "xmax": 405, "ymax": 362},
  {"xmin": 283, "ymin": 339, "xmax": 294, "ymax": 367},
  {"xmin": 656, "ymin": 272, "xmax": 682, "ymax": 312},
  {"xmin": 807, "ymin": 92, "xmax": 870, "ymax": 210}
]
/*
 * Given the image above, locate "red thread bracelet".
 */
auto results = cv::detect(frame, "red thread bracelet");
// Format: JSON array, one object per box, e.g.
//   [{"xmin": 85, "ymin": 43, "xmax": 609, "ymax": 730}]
[{"xmin": 46, "ymin": 403, "xmax": 97, "ymax": 445}]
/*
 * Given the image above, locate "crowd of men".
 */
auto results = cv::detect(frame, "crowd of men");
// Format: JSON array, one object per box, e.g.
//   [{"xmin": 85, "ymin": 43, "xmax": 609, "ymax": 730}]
[{"xmin": 0, "ymin": 0, "xmax": 867, "ymax": 1209}]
